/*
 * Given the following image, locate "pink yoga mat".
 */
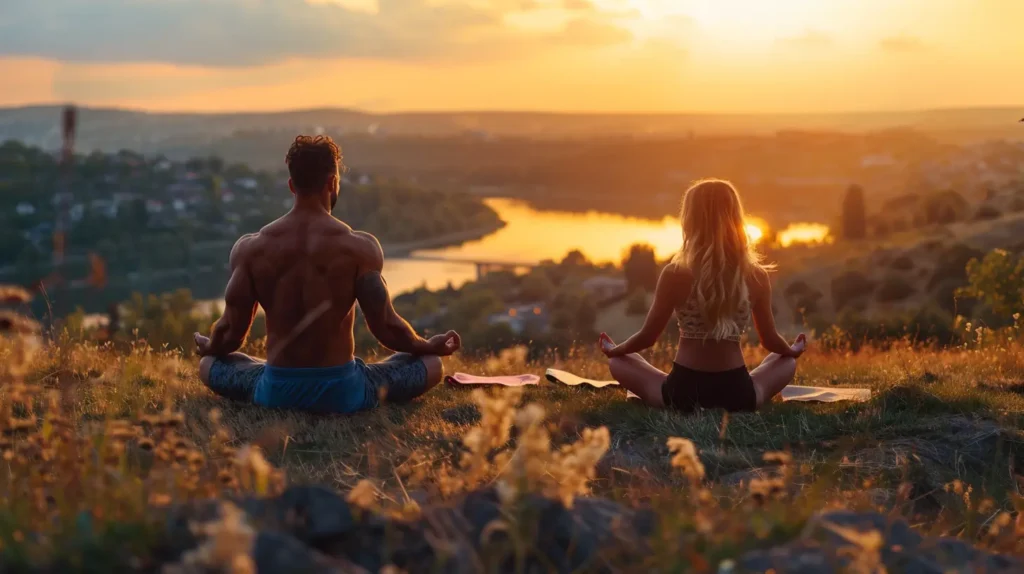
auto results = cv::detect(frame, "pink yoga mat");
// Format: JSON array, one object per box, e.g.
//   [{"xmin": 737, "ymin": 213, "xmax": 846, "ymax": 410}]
[{"xmin": 444, "ymin": 373, "xmax": 540, "ymax": 387}]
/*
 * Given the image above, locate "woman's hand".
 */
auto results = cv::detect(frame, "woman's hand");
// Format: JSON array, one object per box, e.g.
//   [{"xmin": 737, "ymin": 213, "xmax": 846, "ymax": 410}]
[
  {"xmin": 599, "ymin": 332, "xmax": 622, "ymax": 358},
  {"xmin": 788, "ymin": 333, "xmax": 807, "ymax": 358}
]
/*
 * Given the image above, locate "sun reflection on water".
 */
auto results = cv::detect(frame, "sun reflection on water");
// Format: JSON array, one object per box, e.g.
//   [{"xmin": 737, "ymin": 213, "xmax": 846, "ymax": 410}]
[{"xmin": 776, "ymin": 223, "xmax": 832, "ymax": 248}]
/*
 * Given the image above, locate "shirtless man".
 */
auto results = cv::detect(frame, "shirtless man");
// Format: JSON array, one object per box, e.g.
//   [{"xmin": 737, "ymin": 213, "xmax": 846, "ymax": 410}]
[{"xmin": 194, "ymin": 135, "xmax": 461, "ymax": 414}]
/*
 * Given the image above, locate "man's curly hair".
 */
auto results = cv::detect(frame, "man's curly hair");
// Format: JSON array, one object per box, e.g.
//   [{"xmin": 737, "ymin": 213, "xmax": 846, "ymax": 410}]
[{"xmin": 285, "ymin": 135, "xmax": 347, "ymax": 194}]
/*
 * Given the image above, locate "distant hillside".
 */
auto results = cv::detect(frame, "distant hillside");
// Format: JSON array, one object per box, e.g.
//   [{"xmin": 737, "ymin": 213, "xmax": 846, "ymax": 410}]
[{"xmin": 1, "ymin": 104, "xmax": 1021, "ymax": 154}]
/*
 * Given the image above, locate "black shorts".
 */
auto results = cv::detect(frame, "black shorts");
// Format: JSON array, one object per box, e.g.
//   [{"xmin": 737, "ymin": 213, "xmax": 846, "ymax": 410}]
[{"xmin": 661, "ymin": 363, "xmax": 758, "ymax": 413}]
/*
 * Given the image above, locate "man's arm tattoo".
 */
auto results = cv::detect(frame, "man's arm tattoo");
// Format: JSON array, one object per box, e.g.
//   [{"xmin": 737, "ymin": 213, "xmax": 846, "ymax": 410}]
[
  {"xmin": 354, "ymin": 271, "xmax": 391, "ymax": 320},
  {"xmin": 355, "ymin": 271, "xmax": 424, "ymax": 352}
]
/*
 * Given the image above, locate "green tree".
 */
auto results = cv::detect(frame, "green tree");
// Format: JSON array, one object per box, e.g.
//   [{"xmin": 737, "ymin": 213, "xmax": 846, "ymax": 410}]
[
  {"xmin": 958, "ymin": 249, "xmax": 1024, "ymax": 318},
  {"xmin": 518, "ymin": 271, "xmax": 556, "ymax": 302},
  {"xmin": 622, "ymin": 243, "xmax": 659, "ymax": 292}
]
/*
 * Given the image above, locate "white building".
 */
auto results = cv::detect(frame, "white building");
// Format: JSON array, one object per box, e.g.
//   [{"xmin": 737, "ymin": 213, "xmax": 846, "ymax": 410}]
[
  {"xmin": 582, "ymin": 276, "xmax": 628, "ymax": 300},
  {"xmin": 90, "ymin": 199, "xmax": 118, "ymax": 218},
  {"xmin": 15, "ymin": 202, "xmax": 35, "ymax": 216},
  {"xmin": 234, "ymin": 178, "xmax": 259, "ymax": 190}
]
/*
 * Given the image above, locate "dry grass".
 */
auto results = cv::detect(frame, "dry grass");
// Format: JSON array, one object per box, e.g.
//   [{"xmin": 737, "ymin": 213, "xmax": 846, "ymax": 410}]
[{"xmin": 2, "ymin": 318, "xmax": 1024, "ymax": 569}]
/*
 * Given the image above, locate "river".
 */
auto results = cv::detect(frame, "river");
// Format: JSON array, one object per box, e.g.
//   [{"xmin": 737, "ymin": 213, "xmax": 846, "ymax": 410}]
[{"xmin": 345, "ymin": 197, "xmax": 828, "ymax": 296}]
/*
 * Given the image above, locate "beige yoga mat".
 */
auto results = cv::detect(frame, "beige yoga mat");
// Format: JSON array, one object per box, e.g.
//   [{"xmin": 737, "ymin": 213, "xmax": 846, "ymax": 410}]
[
  {"xmin": 545, "ymin": 368, "xmax": 620, "ymax": 389},
  {"xmin": 546, "ymin": 368, "xmax": 871, "ymax": 404},
  {"xmin": 780, "ymin": 385, "xmax": 871, "ymax": 403}
]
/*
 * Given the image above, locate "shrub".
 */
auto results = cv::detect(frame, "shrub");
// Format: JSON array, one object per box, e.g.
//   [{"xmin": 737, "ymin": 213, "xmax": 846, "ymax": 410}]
[
  {"xmin": 922, "ymin": 190, "xmax": 970, "ymax": 225},
  {"xmin": 876, "ymin": 274, "xmax": 916, "ymax": 303},
  {"xmin": 973, "ymin": 205, "xmax": 1002, "ymax": 221},
  {"xmin": 872, "ymin": 220, "xmax": 890, "ymax": 238},
  {"xmin": 825, "ymin": 305, "xmax": 958, "ymax": 349},
  {"xmin": 889, "ymin": 255, "xmax": 915, "ymax": 271},
  {"xmin": 783, "ymin": 280, "xmax": 824, "ymax": 321},
  {"xmin": 927, "ymin": 243, "xmax": 984, "ymax": 290},
  {"xmin": 625, "ymin": 290, "xmax": 648, "ymax": 316},
  {"xmin": 830, "ymin": 270, "xmax": 875, "ymax": 312},
  {"xmin": 783, "ymin": 280, "xmax": 815, "ymax": 299},
  {"xmin": 930, "ymin": 277, "xmax": 977, "ymax": 317},
  {"xmin": 958, "ymin": 249, "xmax": 1024, "ymax": 319}
]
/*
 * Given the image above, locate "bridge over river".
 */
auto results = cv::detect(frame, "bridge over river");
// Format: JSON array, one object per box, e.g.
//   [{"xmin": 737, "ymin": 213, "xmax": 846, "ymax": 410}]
[{"xmin": 402, "ymin": 254, "xmax": 538, "ymax": 279}]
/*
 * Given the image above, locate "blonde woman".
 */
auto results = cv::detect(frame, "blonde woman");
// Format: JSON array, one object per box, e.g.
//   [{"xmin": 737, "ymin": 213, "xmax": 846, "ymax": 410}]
[{"xmin": 600, "ymin": 179, "xmax": 806, "ymax": 412}]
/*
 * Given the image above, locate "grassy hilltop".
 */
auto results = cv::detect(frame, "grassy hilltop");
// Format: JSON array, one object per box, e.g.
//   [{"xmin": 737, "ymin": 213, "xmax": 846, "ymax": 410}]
[{"xmin": 1, "ymin": 314, "xmax": 1023, "ymax": 571}]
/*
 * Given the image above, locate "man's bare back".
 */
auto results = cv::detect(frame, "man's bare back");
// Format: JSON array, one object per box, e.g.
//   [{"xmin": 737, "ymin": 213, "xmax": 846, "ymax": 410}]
[{"xmin": 232, "ymin": 210, "xmax": 367, "ymax": 367}]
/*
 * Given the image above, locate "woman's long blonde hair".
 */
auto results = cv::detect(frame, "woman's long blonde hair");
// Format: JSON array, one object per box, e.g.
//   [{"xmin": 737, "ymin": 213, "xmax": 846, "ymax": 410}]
[{"xmin": 673, "ymin": 178, "xmax": 769, "ymax": 340}]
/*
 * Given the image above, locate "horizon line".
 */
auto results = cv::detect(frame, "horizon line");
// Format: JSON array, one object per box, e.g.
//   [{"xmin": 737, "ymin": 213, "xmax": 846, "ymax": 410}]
[{"xmin": 2, "ymin": 101, "xmax": 1022, "ymax": 119}]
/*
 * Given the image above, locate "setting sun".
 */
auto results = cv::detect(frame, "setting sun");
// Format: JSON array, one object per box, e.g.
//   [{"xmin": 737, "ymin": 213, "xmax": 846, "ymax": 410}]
[{"xmin": 744, "ymin": 222, "xmax": 765, "ymax": 244}]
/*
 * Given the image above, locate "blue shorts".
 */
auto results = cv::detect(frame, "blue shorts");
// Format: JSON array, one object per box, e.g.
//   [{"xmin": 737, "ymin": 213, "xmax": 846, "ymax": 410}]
[{"xmin": 203, "ymin": 354, "xmax": 430, "ymax": 414}]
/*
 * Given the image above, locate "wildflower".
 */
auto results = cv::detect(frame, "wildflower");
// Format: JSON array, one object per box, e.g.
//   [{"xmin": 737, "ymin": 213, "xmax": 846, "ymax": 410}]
[
  {"xmin": 459, "ymin": 388, "xmax": 523, "ymax": 486},
  {"xmin": 234, "ymin": 445, "xmax": 272, "ymax": 495},
  {"xmin": 749, "ymin": 477, "xmax": 786, "ymax": 502},
  {"xmin": 218, "ymin": 470, "xmax": 237, "ymax": 488},
  {"xmin": 0, "ymin": 311, "xmax": 41, "ymax": 335},
  {"xmin": 0, "ymin": 285, "xmax": 32, "ymax": 305},
  {"xmin": 346, "ymin": 479, "xmax": 378, "ymax": 509},
  {"xmin": 174, "ymin": 502, "xmax": 256, "ymax": 574},
  {"xmin": 667, "ymin": 437, "xmax": 705, "ymax": 484},
  {"xmin": 988, "ymin": 512, "xmax": 1012, "ymax": 536}
]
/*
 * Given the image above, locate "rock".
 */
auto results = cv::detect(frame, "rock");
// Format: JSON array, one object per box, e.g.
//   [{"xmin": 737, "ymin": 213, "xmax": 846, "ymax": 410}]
[
  {"xmin": 155, "ymin": 492, "xmax": 1022, "ymax": 574},
  {"xmin": 252, "ymin": 531, "xmax": 365, "ymax": 574},
  {"xmin": 160, "ymin": 499, "xmax": 227, "ymax": 564},
  {"xmin": 455, "ymin": 487, "xmax": 656, "ymax": 573},
  {"xmin": 262, "ymin": 485, "xmax": 356, "ymax": 548},
  {"xmin": 737, "ymin": 511, "xmax": 1023, "ymax": 574},
  {"xmin": 806, "ymin": 510, "xmax": 922, "ymax": 550}
]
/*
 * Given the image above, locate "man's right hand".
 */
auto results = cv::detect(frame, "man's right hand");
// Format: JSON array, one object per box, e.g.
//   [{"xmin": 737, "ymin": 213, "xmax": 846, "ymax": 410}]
[{"xmin": 421, "ymin": 330, "xmax": 461, "ymax": 356}]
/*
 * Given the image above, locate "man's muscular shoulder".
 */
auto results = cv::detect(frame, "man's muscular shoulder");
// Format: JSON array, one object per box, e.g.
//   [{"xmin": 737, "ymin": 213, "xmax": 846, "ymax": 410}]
[
  {"xmin": 229, "ymin": 233, "xmax": 259, "ymax": 269},
  {"xmin": 349, "ymin": 231, "xmax": 385, "ymax": 274}
]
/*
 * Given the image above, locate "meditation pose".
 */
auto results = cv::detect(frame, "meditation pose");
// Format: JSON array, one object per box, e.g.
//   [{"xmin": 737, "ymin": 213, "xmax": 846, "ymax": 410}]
[
  {"xmin": 599, "ymin": 178, "xmax": 805, "ymax": 412},
  {"xmin": 195, "ymin": 135, "xmax": 461, "ymax": 413}
]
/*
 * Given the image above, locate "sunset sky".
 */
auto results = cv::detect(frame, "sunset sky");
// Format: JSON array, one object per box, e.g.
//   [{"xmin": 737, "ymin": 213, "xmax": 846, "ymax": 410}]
[{"xmin": 2, "ymin": 0, "xmax": 1022, "ymax": 114}]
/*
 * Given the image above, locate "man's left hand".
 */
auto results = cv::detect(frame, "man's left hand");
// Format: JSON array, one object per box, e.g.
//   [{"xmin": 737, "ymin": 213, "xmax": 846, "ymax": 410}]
[{"xmin": 194, "ymin": 332, "xmax": 213, "ymax": 357}]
